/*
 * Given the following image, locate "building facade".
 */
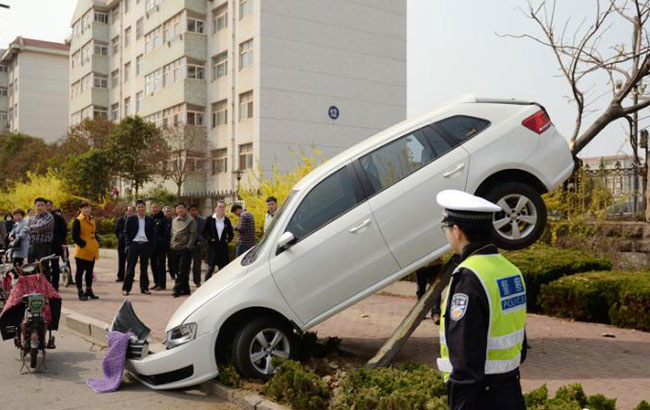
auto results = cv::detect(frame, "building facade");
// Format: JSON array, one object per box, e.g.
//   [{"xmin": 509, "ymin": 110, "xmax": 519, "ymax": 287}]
[
  {"xmin": 69, "ymin": 0, "xmax": 406, "ymax": 194},
  {"xmin": 0, "ymin": 38, "xmax": 70, "ymax": 142}
]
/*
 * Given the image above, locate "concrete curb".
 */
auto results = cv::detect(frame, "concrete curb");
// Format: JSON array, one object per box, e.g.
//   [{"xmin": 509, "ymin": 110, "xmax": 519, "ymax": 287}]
[{"xmin": 59, "ymin": 307, "xmax": 290, "ymax": 410}]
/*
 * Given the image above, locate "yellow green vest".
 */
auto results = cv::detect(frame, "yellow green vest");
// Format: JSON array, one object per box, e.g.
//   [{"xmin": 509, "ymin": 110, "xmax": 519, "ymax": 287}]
[{"xmin": 437, "ymin": 254, "xmax": 526, "ymax": 381}]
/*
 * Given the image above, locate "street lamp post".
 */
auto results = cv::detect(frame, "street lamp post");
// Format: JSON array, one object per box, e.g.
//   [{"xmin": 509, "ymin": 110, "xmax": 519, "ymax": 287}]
[{"xmin": 234, "ymin": 169, "xmax": 243, "ymax": 200}]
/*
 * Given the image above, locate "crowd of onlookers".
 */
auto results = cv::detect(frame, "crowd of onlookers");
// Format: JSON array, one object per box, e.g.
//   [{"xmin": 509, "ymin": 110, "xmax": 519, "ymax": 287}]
[{"xmin": 1, "ymin": 196, "xmax": 279, "ymax": 301}]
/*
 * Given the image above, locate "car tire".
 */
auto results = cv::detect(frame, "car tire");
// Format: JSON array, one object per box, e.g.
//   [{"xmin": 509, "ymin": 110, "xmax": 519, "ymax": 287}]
[
  {"xmin": 231, "ymin": 315, "xmax": 297, "ymax": 380},
  {"xmin": 482, "ymin": 182, "xmax": 547, "ymax": 250}
]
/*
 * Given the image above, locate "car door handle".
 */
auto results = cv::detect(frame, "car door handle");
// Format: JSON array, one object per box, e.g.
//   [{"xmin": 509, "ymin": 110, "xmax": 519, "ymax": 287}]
[
  {"xmin": 443, "ymin": 163, "xmax": 465, "ymax": 178},
  {"xmin": 349, "ymin": 219, "xmax": 372, "ymax": 233}
]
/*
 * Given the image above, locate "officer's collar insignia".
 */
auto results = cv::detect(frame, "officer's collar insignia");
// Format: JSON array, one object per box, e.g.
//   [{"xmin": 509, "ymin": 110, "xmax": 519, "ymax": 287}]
[{"xmin": 450, "ymin": 293, "xmax": 469, "ymax": 321}]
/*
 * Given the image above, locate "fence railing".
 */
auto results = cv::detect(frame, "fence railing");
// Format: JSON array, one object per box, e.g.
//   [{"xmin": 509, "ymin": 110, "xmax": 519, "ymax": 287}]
[{"xmin": 580, "ymin": 164, "xmax": 645, "ymax": 220}]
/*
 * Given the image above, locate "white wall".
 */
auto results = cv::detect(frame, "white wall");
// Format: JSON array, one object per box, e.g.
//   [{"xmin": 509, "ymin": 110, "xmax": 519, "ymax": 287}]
[
  {"xmin": 258, "ymin": 0, "xmax": 406, "ymax": 174},
  {"xmin": 16, "ymin": 51, "xmax": 69, "ymax": 143}
]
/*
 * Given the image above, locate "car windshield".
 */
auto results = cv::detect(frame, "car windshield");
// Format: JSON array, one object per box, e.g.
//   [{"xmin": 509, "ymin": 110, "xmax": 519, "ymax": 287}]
[{"xmin": 242, "ymin": 190, "xmax": 298, "ymax": 266}]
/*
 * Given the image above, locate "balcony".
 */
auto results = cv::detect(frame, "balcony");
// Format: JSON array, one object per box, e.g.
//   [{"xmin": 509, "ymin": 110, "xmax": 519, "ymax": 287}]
[
  {"xmin": 143, "ymin": 32, "xmax": 206, "ymax": 75},
  {"xmin": 70, "ymin": 87, "xmax": 109, "ymax": 114},
  {"xmin": 143, "ymin": 0, "xmax": 207, "ymax": 34},
  {"xmin": 71, "ymin": 23, "xmax": 110, "ymax": 53},
  {"xmin": 141, "ymin": 78, "xmax": 206, "ymax": 116}
]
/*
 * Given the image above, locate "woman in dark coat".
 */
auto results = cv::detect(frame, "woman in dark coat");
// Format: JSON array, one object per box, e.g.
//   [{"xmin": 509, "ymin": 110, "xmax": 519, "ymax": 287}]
[{"xmin": 203, "ymin": 201, "xmax": 234, "ymax": 281}]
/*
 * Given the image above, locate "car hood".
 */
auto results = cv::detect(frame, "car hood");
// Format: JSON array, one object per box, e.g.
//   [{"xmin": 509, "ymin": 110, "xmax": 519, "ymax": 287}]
[{"xmin": 165, "ymin": 257, "xmax": 250, "ymax": 332}]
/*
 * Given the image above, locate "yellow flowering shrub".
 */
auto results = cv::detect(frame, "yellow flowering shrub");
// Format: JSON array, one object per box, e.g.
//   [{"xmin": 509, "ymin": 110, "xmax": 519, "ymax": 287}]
[
  {"xmin": 238, "ymin": 150, "xmax": 324, "ymax": 237},
  {"xmin": 0, "ymin": 171, "xmax": 76, "ymax": 213}
]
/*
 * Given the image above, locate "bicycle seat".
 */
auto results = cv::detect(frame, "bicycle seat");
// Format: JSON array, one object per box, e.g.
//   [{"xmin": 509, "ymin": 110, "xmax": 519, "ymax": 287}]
[{"xmin": 21, "ymin": 264, "xmax": 39, "ymax": 275}]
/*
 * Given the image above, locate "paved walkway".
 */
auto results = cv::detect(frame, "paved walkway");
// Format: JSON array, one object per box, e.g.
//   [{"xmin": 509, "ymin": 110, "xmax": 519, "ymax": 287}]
[{"xmin": 57, "ymin": 253, "xmax": 650, "ymax": 409}]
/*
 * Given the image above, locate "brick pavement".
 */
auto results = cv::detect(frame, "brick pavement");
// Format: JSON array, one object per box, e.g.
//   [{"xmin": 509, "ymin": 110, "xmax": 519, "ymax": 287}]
[{"xmin": 58, "ymin": 253, "xmax": 650, "ymax": 409}]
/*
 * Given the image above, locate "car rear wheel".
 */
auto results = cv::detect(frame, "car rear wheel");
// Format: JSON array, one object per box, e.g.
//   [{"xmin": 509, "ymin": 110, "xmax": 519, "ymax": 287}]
[
  {"xmin": 231, "ymin": 316, "xmax": 297, "ymax": 380},
  {"xmin": 483, "ymin": 182, "xmax": 547, "ymax": 250}
]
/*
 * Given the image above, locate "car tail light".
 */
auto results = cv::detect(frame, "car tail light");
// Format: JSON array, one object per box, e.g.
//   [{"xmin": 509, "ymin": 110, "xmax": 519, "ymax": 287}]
[{"xmin": 522, "ymin": 109, "xmax": 551, "ymax": 134}]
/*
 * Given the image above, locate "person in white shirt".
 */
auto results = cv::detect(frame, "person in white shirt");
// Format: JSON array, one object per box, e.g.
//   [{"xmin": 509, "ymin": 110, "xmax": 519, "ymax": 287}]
[
  {"xmin": 123, "ymin": 200, "xmax": 154, "ymax": 295},
  {"xmin": 203, "ymin": 201, "xmax": 234, "ymax": 281},
  {"xmin": 264, "ymin": 196, "xmax": 278, "ymax": 234}
]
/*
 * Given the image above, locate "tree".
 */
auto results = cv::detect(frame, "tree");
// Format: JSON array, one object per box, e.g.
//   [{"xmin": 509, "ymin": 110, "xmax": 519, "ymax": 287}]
[
  {"xmin": 501, "ymin": 0, "xmax": 650, "ymax": 218},
  {"xmin": 0, "ymin": 132, "xmax": 50, "ymax": 189},
  {"xmin": 162, "ymin": 125, "xmax": 207, "ymax": 197},
  {"xmin": 50, "ymin": 117, "xmax": 113, "ymax": 169},
  {"xmin": 60, "ymin": 148, "xmax": 113, "ymax": 201},
  {"xmin": 106, "ymin": 116, "xmax": 168, "ymax": 195}
]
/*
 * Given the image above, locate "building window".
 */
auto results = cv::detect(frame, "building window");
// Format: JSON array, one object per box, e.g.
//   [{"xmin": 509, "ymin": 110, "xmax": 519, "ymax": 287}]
[
  {"xmin": 111, "ymin": 69, "xmax": 120, "ymax": 89},
  {"xmin": 239, "ymin": 0, "xmax": 252, "ymax": 20},
  {"xmin": 136, "ymin": 54, "xmax": 143, "ymax": 76},
  {"xmin": 136, "ymin": 18, "xmax": 144, "ymax": 39},
  {"xmin": 136, "ymin": 91, "xmax": 143, "ymax": 113},
  {"xmin": 112, "ymin": 35, "xmax": 120, "ymax": 55},
  {"xmin": 213, "ymin": 4, "xmax": 228, "ymax": 33},
  {"xmin": 111, "ymin": 7, "xmax": 119, "ymax": 24},
  {"xmin": 124, "ymin": 62, "xmax": 131, "ymax": 82},
  {"xmin": 163, "ymin": 104, "xmax": 182, "ymax": 127},
  {"xmin": 124, "ymin": 97, "xmax": 131, "ymax": 116},
  {"xmin": 187, "ymin": 18, "xmax": 205, "ymax": 34},
  {"xmin": 163, "ymin": 58, "xmax": 184, "ymax": 87},
  {"xmin": 81, "ymin": 42, "xmax": 92, "ymax": 65},
  {"xmin": 0, "ymin": 65, "xmax": 7, "ymax": 72},
  {"xmin": 93, "ymin": 74, "xmax": 108, "ymax": 88},
  {"xmin": 239, "ymin": 143, "xmax": 253, "ymax": 170},
  {"xmin": 211, "ymin": 148, "xmax": 228, "ymax": 174},
  {"xmin": 146, "ymin": 111, "xmax": 162, "ymax": 128},
  {"xmin": 212, "ymin": 99, "xmax": 228, "ymax": 128},
  {"xmin": 0, "ymin": 88, "xmax": 7, "ymax": 97},
  {"xmin": 145, "ymin": 0, "xmax": 162, "ymax": 14},
  {"xmin": 212, "ymin": 51, "xmax": 228, "ymax": 80},
  {"xmin": 145, "ymin": 26, "xmax": 162, "ymax": 53},
  {"xmin": 94, "ymin": 43, "xmax": 108, "ymax": 55},
  {"xmin": 164, "ymin": 13, "xmax": 182, "ymax": 42},
  {"xmin": 95, "ymin": 12, "xmax": 108, "ymax": 23},
  {"xmin": 239, "ymin": 39, "xmax": 253, "ymax": 70},
  {"xmin": 187, "ymin": 111, "xmax": 204, "ymax": 126},
  {"xmin": 124, "ymin": 0, "xmax": 130, "ymax": 13},
  {"xmin": 187, "ymin": 64, "xmax": 205, "ymax": 79},
  {"xmin": 111, "ymin": 103, "xmax": 119, "ymax": 121},
  {"xmin": 145, "ymin": 69, "xmax": 163, "ymax": 94},
  {"xmin": 239, "ymin": 90, "xmax": 253, "ymax": 121},
  {"xmin": 124, "ymin": 27, "xmax": 131, "ymax": 48},
  {"xmin": 94, "ymin": 107, "xmax": 108, "ymax": 118}
]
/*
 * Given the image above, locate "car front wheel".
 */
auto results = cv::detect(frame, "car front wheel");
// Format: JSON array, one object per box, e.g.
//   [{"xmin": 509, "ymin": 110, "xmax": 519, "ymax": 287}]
[
  {"xmin": 483, "ymin": 182, "xmax": 547, "ymax": 250},
  {"xmin": 231, "ymin": 316, "xmax": 297, "ymax": 380}
]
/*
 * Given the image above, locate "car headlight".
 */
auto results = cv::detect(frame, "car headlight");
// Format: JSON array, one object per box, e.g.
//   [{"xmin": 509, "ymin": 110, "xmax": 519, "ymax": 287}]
[{"xmin": 165, "ymin": 323, "xmax": 197, "ymax": 350}]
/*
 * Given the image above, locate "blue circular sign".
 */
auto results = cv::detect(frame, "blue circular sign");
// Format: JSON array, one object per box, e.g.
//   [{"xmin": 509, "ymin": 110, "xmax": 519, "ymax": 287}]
[{"xmin": 328, "ymin": 105, "xmax": 340, "ymax": 120}]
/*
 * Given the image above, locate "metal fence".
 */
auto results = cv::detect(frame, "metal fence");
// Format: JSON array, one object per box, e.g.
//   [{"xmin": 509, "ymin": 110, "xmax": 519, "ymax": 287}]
[{"xmin": 581, "ymin": 164, "xmax": 645, "ymax": 220}]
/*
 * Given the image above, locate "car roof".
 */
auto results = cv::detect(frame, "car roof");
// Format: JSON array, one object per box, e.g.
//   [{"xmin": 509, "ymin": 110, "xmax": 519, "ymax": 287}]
[{"xmin": 293, "ymin": 93, "xmax": 478, "ymax": 191}]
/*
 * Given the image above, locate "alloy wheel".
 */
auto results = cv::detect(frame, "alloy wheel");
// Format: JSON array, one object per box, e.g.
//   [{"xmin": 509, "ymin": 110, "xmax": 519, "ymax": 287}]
[
  {"xmin": 493, "ymin": 193, "xmax": 538, "ymax": 241},
  {"xmin": 248, "ymin": 328, "xmax": 290, "ymax": 376}
]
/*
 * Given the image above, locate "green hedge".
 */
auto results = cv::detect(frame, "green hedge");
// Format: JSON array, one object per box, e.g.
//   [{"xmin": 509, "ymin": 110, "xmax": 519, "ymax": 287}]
[
  {"xmin": 505, "ymin": 245, "xmax": 612, "ymax": 311},
  {"xmin": 539, "ymin": 271, "xmax": 650, "ymax": 331}
]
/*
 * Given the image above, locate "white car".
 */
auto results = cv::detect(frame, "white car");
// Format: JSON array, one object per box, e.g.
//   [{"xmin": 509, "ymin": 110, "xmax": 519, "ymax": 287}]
[{"xmin": 116, "ymin": 94, "xmax": 574, "ymax": 389}]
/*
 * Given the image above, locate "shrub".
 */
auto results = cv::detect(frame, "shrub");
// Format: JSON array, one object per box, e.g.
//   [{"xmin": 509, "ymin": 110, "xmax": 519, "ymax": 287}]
[
  {"xmin": 524, "ymin": 384, "xmax": 549, "ymax": 408},
  {"xmin": 540, "ymin": 271, "xmax": 650, "ymax": 331},
  {"xmin": 218, "ymin": 364, "xmax": 242, "ymax": 388},
  {"xmin": 331, "ymin": 363, "xmax": 446, "ymax": 410},
  {"xmin": 0, "ymin": 171, "xmax": 76, "ymax": 213},
  {"xmin": 144, "ymin": 184, "xmax": 176, "ymax": 206},
  {"xmin": 262, "ymin": 359, "xmax": 330, "ymax": 410},
  {"xmin": 505, "ymin": 244, "xmax": 612, "ymax": 311},
  {"xmin": 99, "ymin": 233, "xmax": 118, "ymax": 249},
  {"xmin": 525, "ymin": 383, "xmax": 618, "ymax": 410},
  {"xmin": 635, "ymin": 401, "xmax": 650, "ymax": 410}
]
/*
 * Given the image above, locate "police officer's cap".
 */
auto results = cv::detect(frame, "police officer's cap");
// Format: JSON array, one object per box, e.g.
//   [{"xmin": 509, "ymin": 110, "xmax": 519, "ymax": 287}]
[{"xmin": 436, "ymin": 190, "xmax": 501, "ymax": 225}]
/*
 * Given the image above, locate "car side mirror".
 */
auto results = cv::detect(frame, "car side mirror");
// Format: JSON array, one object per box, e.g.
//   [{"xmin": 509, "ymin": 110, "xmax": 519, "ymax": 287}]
[{"xmin": 277, "ymin": 231, "xmax": 296, "ymax": 251}]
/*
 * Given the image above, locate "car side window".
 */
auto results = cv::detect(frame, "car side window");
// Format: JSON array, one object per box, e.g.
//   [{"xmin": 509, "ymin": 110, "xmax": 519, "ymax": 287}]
[
  {"xmin": 286, "ymin": 167, "xmax": 358, "ymax": 241},
  {"xmin": 359, "ymin": 125, "xmax": 451, "ymax": 193},
  {"xmin": 436, "ymin": 115, "xmax": 490, "ymax": 145}
]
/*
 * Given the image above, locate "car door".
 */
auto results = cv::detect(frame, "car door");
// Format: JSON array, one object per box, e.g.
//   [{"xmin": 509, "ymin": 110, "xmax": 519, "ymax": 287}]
[
  {"xmin": 270, "ymin": 165, "xmax": 399, "ymax": 325},
  {"xmin": 358, "ymin": 123, "xmax": 470, "ymax": 268}
]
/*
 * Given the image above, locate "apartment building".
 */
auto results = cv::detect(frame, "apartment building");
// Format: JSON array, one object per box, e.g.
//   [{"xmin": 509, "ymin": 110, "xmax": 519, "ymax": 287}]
[
  {"xmin": 69, "ymin": 0, "xmax": 406, "ymax": 194},
  {"xmin": 0, "ymin": 38, "xmax": 70, "ymax": 142}
]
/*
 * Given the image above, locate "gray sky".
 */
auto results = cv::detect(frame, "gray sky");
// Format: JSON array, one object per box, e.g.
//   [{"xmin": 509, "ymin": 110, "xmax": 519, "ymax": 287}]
[{"xmin": 0, "ymin": 0, "xmax": 641, "ymax": 158}]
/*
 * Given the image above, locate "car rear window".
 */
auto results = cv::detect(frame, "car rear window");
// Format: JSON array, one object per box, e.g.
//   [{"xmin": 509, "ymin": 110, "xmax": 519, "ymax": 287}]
[{"xmin": 436, "ymin": 115, "xmax": 490, "ymax": 144}]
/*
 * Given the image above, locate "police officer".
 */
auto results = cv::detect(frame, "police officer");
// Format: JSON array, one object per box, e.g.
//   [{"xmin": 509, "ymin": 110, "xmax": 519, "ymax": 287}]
[{"xmin": 436, "ymin": 190, "xmax": 527, "ymax": 410}]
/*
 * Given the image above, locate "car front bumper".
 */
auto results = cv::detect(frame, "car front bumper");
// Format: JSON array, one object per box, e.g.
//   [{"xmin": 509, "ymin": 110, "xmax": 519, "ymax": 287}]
[{"xmin": 126, "ymin": 331, "xmax": 219, "ymax": 390}]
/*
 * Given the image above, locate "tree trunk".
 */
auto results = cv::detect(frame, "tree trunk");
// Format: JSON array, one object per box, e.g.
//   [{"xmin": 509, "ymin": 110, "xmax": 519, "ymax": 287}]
[
  {"xmin": 571, "ymin": 104, "xmax": 624, "ymax": 155},
  {"xmin": 177, "ymin": 183, "xmax": 182, "ymax": 198},
  {"xmin": 366, "ymin": 274, "xmax": 442, "ymax": 369}
]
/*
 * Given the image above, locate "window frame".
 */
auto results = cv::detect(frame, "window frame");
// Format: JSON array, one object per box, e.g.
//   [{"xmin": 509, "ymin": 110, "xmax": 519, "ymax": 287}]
[{"xmin": 282, "ymin": 164, "xmax": 367, "ymax": 245}]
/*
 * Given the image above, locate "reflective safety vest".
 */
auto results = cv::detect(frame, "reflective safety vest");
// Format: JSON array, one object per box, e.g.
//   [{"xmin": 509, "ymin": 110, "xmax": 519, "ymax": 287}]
[{"xmin": 437, "ymin": 254, "xmax": 526, "ymax": 381}]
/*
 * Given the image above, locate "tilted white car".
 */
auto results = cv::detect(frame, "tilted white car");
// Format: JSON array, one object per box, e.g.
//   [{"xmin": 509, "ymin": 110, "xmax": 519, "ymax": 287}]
[{"xmin": 115, "ymin": 94, "xmax": 574, "ymax": 389}]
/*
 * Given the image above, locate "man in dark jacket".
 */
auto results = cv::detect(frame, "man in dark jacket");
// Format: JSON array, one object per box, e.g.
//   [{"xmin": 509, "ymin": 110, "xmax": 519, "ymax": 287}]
[
  {"xmin": 115, "ymin": 206, "xmax": 134, "ymax": 282},
  {"xmin": 123, "ymin": 200, "xmax": 154, "ymax": 295},
  {"xmin": 47, "ymin": 201, "xmax": 68, "ymax": 291},
  {"xmin": 203, "ymin": 201, "xmax": 234, "ymax": 281},
  {"xmin": 189, "ymin": 204, "xmax": 206, "ymax": 287},
  {"xmin": 150, "ymin": 202, "xmax": 171, "ymax": 290}
]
